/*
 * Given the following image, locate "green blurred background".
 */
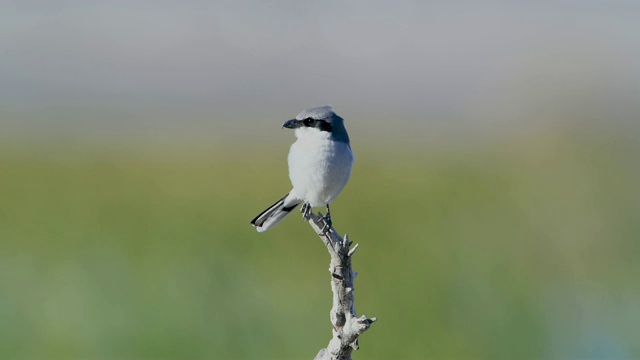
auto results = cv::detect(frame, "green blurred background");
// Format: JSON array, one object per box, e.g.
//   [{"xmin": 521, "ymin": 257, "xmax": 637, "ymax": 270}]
[{"xmin": 2, "ymin": 1, "xmax": 640, "ymax": 359}]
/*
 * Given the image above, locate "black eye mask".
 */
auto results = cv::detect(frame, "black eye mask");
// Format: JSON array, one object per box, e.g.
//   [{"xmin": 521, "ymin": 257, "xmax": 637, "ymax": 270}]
[{"xmin": 302, "ymin": 118, "xmax": 332, "ymax": 132}]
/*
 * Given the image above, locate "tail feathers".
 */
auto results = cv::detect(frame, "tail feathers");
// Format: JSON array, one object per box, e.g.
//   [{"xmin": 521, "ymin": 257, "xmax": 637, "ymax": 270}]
[{"xmin": 250, "ymin": 193, "xmax": 301, "ymax": 232}]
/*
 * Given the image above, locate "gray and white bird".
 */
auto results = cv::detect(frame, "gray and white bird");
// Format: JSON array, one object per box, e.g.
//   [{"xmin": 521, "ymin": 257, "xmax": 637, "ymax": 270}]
[{"xmin": 250, "ymin": 105, "xmax": 354, "ymax": 232}]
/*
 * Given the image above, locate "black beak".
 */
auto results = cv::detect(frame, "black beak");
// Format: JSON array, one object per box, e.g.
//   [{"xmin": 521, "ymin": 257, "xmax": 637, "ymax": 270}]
[{"xmin": 282, "ymin": 119, "xmax": 301, "ymax": 129}]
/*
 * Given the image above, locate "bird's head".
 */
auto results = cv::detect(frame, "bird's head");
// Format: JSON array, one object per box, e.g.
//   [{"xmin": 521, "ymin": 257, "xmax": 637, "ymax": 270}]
[{"xmin": 282, "ymin": 105, "xmax": 350, "ymax": 144}]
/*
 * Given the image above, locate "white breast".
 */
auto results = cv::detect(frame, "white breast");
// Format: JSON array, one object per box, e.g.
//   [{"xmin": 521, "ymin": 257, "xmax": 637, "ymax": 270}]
[{"xmin": 288, "ymin": 128, "xmax": 354, "ymax": 207}]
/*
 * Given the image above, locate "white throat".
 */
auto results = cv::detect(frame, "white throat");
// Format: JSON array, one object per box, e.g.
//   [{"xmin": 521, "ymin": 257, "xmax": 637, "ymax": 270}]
[{"xmin": 294, "ymin": 127, "xmax": 332, "ymax": 141}]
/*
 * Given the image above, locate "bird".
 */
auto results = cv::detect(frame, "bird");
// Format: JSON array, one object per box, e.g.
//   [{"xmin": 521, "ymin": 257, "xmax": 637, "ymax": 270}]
[{"xmin": 250, "ymin": 105, "xmax": 354, "ymax": 232}]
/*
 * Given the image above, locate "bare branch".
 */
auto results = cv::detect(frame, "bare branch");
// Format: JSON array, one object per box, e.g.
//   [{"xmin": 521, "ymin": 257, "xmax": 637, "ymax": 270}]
[{"xmin": 305, "ymin": 212, "xmax": 377, "ymax": 360}]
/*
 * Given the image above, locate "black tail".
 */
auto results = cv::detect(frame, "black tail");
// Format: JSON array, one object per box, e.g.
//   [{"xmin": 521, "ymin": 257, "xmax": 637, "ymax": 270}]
[{"xmin": 250, "ymin": 193, "xmax": 300, "ymax": 232}]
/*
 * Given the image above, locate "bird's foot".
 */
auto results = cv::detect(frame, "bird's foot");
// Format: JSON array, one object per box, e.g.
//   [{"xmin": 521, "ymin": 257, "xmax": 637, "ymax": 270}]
[
  {"xmin": 301, "ymin": 203, "xmax": 312, "ymax": 220},
  {"xmin": 319, "ymin": 212, "xmax": 333, "ymax": 234},
  {"xmin": 322, "ymin": 212, "xmax": 332, "ymax": 228}
]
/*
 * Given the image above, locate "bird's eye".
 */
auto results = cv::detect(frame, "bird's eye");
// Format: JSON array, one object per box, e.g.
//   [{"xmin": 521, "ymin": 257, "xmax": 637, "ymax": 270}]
[{"xmin": 303, "ymin": 118, "xmax": 315, "ymax": 126}]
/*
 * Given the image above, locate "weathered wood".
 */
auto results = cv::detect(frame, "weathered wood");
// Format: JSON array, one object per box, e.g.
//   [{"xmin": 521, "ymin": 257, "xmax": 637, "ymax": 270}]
[{"xmin": 305, "ymin": 212, "xmax": 376, "ymax": 360}]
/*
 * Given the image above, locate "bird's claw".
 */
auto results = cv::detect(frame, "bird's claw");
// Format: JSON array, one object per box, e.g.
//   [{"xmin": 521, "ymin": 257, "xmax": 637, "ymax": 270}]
[
  {"xmin": 319, "ymin": 213, "xmax": 333, "ymax": 234},
  {"xmin": 301, "ymin": 203, "xmax": 332, "ymax": 234},
  {"xmin": 301, "ymin": 203, "xmax": 312, "ymax": 220},
  {"xmin": 322, "ymin": 213, "xmax": 332, "ymax": 228}
]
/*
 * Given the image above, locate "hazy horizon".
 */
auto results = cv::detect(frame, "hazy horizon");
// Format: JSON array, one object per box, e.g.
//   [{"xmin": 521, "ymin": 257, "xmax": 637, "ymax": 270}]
[{"xmin": 2, "ymin": 1, "xmax": 639, "ymax": 143}]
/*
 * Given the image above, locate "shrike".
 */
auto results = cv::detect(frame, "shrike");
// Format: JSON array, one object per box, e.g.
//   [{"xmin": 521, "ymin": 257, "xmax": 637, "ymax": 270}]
[{"xmin": 250, "ymin": 105, "xmax": 354, "ymax": 232}]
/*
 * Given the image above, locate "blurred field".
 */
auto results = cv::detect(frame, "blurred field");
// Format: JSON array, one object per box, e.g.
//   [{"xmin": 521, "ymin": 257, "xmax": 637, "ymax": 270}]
[{"xmin": 1, "ymin": 129, "xmax": 638, "ymax": 360}]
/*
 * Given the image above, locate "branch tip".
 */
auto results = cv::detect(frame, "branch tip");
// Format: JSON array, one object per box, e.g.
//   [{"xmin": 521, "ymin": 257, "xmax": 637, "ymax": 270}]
[
  {"xmin": 347, "ymin": 243, "xmax": 359, "ymax": 257},
  {"xmin": 358, "ymin": 315, "xmax": 377, "ymax": 325}
]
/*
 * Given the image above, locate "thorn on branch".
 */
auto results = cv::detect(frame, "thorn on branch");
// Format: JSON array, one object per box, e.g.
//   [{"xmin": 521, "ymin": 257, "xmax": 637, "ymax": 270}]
[
  {"xmin": 357, "ymin": 316, "xmax": 377, "ymax": 331},
  {"xmin": 347, "ymin": 243, "xmax": 359, "ymax": 257}
]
